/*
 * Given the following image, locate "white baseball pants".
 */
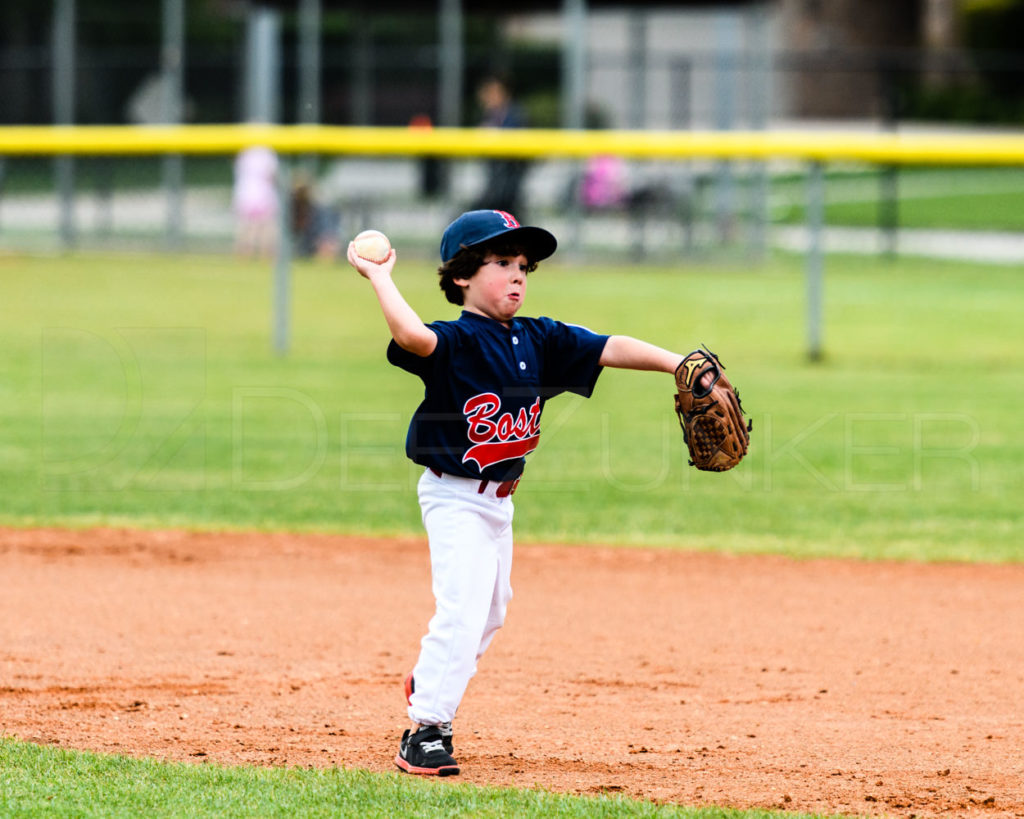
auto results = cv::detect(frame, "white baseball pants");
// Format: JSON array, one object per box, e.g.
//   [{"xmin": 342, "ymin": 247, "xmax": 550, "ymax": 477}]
[{"xmin": 408, "ymin": 468, "xmax": 515, "ymax": 726}]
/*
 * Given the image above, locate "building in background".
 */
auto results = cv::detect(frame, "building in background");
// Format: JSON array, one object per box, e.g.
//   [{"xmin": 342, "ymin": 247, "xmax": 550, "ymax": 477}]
[
  {"xmin": 0, "ymin": 0, "xmax": 1018, "ymax": 130},
  {"xmin": 505, "ymin": 0, "xmax": 978, "ymax": 129}
]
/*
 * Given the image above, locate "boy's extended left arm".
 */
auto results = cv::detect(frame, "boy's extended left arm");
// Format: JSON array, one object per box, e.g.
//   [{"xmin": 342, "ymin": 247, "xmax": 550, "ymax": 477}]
[
  {"xmin": 600, "ymin": 336, "xmax": 751, "ymax": 472},
  {"xmin": 598, "ymin": 335, "xmax": 681, "ymax": 373}
]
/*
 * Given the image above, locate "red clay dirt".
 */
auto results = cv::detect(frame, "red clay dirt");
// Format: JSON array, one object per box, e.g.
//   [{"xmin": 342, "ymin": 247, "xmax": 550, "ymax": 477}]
[{"xmin": 1, "ymin": 527, "xmax": 1021, "ymax": 818}]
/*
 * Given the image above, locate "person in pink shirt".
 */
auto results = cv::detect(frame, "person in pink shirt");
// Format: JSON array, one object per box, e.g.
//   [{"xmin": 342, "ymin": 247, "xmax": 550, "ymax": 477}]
[{"xmin": 233, "ymin": 145, "xmax": 279, "ymax": 258}]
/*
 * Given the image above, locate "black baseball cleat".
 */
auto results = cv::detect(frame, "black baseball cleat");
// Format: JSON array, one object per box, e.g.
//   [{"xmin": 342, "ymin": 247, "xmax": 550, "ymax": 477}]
[
  {"xmin": 395, "ymin": 725, "xmax": 460, "ymax": 776},
  {"xmin": 437, "ymin": 721, "xmax": 454, "ymax": 757},
  {"xmin": 405, "ymin": 673, "xmax": 455, "ymax": 756}
]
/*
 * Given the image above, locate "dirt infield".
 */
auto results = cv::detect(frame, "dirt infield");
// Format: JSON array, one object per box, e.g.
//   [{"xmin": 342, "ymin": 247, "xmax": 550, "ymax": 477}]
[{"xmin": 2, "ymin": 527, "xmax": 1021, "ymax": 818}]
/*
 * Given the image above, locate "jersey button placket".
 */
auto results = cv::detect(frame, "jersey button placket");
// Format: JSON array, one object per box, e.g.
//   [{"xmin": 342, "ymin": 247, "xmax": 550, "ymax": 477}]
[{"xmin": 511, "ymin": 334, "xmax": 527, "ymax": 373}]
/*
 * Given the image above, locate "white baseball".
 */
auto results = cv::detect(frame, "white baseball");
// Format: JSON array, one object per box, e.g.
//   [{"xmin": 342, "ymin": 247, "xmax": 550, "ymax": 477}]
[{"xmin": 352, "ymin": 229, "xmax": 392, "ymax": 263}]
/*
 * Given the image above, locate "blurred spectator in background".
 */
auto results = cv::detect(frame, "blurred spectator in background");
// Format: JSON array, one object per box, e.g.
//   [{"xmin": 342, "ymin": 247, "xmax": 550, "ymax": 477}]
[
  {"xmin": 233, "ymin": 145, "xmax": 279, "ymax": 258},
  {"xmin": 569, "ymin": 152, "xmax": 681, "ymax": 221},
  {"xmin": 469, "ymin": 75, "xmax": 530, "ymax": 218},
  {"xmin": 291, "ymin": 175, "xmax": 342, "ymax": 260},
  {"xmin": 580, "ymin": 154, "xmax": 628, "ymax": 210},
  {"xmin": 410, "ymin": 113, "xmax": 445, "ymax": 200}
]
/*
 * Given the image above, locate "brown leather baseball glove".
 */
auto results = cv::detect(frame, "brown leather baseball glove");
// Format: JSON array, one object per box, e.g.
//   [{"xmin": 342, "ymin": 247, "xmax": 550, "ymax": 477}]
[{"xmin": 674, "ymin": 347, "xmax": 751, "ymax": 472}]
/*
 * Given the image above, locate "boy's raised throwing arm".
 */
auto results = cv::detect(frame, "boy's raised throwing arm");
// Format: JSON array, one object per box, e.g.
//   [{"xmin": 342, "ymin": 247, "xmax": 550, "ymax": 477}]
[{"xmin": 347, "ymin": 243, "xmax": 437, "ymax": 357}]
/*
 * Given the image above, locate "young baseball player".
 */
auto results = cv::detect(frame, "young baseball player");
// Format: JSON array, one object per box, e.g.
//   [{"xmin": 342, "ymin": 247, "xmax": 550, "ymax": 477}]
[{"xmin": 347, "ymin": 209, "xmax": 703, "ymax": 777}]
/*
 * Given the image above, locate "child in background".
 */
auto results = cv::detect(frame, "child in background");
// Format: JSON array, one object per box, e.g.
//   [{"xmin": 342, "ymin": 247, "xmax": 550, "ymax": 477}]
[{"xmin": 232, "ymin": 145, "xmax": 279, "ymax": 258}]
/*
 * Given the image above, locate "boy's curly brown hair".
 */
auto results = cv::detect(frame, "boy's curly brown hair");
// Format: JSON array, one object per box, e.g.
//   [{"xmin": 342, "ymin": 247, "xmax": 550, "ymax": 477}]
[{"xmin": 437, "ymin": 240, "xmax": 540, "ymax": 305}]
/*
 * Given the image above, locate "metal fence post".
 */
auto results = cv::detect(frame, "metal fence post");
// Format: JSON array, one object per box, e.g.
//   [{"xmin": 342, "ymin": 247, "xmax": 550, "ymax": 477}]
[
  {"xmin": 436, "ymin": 0, "xmax": 463, "ymax": 200},
  {"xmin": 806, "ymin": 161, "xmax": 825, "ymax": 362},
  {"xmin": 162, "ymin": 0, "xmax": 185, "ymax": 251},
  {"xmin": 298, "ymin": 0, "xmax": 321, "ymax": 125},
  {"xmin": 879, "ymin": 61, "xmax": 901, "ymax": 259},
  {"xmin": 273, "ymin": 161, "xmax": 292, "ymax": 355},
  {"xmin": 747, "ymin": 3, "xmax": 771, "ymax": 261},
  {"xmin": 670, "ymin": 58, "xmax": 695, "ymax": 254},
  {"xmin": 561, "ymin": 0, "xmax": 587, "ymax": 259},
  {"xmin": 245, "ymin": 7, "xmax": 282, "ymax": 124},
  {"xmin": 712, "ymin": 10, "xmax": 739, "ymax": 247},
  {"xmin": 52, "ymin": 0, "xmax": 76, "ymax": 250},
  {"xmin": 438, "ymin": 0, "xmax": 463, "ymax": 129}
]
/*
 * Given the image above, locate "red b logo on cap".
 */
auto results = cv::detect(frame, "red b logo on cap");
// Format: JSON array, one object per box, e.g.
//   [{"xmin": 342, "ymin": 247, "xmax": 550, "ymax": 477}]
[{"xmin": 494, "ymin": 210, "xmax": 519, "ymax": 229}]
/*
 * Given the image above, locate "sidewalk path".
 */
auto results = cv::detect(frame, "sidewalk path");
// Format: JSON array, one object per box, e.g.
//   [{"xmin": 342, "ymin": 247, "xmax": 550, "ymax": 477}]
[{"xmin": 774, "ymin": 224, "xmax": 1024, "ymax": 265}]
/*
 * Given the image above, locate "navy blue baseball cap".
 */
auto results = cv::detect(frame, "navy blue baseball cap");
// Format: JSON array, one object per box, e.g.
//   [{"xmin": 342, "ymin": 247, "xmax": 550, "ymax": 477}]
[{"xmin": 440, "ymin": 209, "xmax": 557, "ymax": 264}]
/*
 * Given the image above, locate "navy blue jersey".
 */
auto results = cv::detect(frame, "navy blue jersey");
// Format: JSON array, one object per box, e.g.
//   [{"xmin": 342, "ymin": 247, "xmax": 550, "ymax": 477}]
[{"xmin": 387, "ymin": 311, "xmax": 609, "ymax": 482}]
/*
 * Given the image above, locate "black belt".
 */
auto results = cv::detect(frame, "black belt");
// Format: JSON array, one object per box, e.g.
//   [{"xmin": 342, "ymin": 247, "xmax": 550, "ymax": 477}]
[{"xmin": 429, "ymin": 468, "xmax": 519, "ymax": 498}]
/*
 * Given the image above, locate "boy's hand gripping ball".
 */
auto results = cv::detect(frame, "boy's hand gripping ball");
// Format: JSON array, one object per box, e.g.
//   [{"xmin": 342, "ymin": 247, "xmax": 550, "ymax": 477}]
[{"xmin": 352, "ymin": 229, "xmax": 392, "ymax": 263}]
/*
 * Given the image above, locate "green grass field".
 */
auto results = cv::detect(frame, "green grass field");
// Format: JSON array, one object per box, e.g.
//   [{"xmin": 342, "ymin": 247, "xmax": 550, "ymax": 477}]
[
  {"xmin": 770, "ymin": 166, "xmax": 1024, "ymax": 230},
  {"xmin": 2, "ymin": 249, "xmax": 1021, "ymax": 561},
  {"xmin": 2, "ymin": 247, "xmax": 1022, "ymax": 817}
]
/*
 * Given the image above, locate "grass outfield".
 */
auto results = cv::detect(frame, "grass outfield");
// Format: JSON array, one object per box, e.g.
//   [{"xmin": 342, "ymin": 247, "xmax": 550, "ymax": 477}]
[
  {"xmin": 770, "ymin": 166, "xmax": 1024, "ymax": 230},
  {"xmin": 2, "ymin": 249, "xmax": 1021, "ymax": 562}
]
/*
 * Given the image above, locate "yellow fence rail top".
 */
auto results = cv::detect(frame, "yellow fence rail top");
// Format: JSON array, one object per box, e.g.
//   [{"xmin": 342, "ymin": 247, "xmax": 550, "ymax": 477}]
[{"xmin": 2, "ymin": 124, "xmax": 1024, "ymax": 164}]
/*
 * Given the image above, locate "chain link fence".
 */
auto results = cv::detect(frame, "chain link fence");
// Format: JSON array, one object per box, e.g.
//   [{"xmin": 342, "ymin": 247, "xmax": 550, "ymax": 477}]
[{"xmin": 3, "ymin": 4, "xmax": 1024, "ymax": 259}]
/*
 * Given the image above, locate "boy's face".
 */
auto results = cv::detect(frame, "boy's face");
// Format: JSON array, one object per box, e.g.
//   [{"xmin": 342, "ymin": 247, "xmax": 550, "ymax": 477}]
[{"xmin": 454, "ymin": 252, "xmax": 529, "ymax": 324}]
